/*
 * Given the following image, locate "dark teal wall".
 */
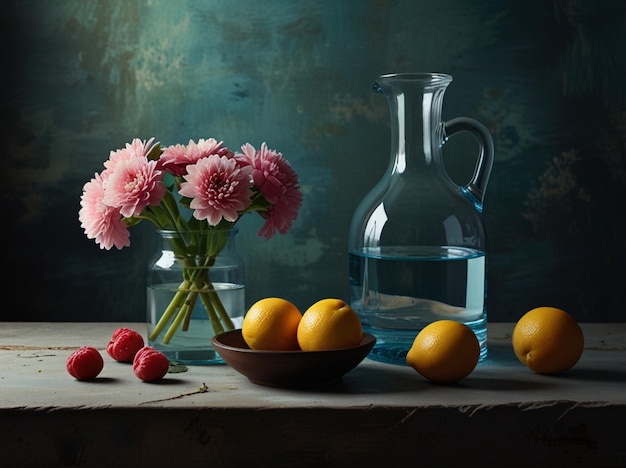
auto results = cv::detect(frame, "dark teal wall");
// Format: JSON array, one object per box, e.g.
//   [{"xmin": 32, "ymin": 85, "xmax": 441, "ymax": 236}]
[{"xmin": 2, "ymin": 0, "xmax": 625, "ymax": 322}]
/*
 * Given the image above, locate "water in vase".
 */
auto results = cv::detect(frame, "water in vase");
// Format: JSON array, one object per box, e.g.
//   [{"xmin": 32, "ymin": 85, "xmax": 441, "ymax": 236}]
[{"xmin": 147, "ymin": 282, "xmax": 244, "ymax": 364}]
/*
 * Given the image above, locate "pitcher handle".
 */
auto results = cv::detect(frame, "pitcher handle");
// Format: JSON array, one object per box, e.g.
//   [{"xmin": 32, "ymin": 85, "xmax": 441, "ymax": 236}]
[{"xmin": 444, "ymin": 117, "xmax": 494, "ymax": 206}]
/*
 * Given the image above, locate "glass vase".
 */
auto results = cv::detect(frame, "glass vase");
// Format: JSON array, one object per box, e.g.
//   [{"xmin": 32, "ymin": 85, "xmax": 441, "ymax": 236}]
[
  {"xmin": 147, "ymin": 229, "xmax": 245, "ymax": 365},
  {"xmin": 348, "ymin": 73, "xmax": 494, "ymax": 365}
]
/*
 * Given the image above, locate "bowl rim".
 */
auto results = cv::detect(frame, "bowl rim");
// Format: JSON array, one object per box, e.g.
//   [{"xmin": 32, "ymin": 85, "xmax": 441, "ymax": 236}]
[{"xmin": 211, "ymin": 329, "xmax": 376, "ymax": 355}]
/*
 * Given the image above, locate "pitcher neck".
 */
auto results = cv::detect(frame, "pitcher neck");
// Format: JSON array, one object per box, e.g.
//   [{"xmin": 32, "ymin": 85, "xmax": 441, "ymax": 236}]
[{"xmin": 374, "ymin": 73, "xmax": 451, "ymax": 173}]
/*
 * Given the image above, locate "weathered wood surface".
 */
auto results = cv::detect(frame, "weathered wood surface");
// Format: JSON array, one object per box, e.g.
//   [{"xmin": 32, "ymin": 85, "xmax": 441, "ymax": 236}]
[{"xmin": 1, "ymin": 322, "xmax": 624, "ymax": 466}]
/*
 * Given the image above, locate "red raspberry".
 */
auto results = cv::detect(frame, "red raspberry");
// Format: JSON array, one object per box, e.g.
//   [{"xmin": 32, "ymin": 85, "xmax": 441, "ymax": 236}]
[
  {"xmin": 106, "ymin": 327, "xmax": 145, "ymax": 363},
  {"xmin": 132, "ymin": 346, "xmax": 170, "ymax": 382},
  {"xmin": 66, "ymin": 346, "xmax": 104, "ymax": 381}
]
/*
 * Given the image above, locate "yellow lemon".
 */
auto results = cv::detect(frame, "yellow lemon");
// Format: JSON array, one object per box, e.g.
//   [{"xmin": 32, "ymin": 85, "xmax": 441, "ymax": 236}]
[
  {"xmin": 512, "ymin": 306, "xmax": 584, "ymax": 374},
  {"xmin": 297, "ymin": 298, "xmax": 363, "ymax": 351},
  {"xmin": 242, "ymin": 297, "xmax": 302, "ymax": 351},
  {"xmin": 406, "ymin": 320, "xmax": 480, "ymax": 383}
]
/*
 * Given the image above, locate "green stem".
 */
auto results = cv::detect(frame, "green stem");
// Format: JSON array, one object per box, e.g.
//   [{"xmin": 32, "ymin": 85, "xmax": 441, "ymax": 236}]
[
  {"xmin": 182, "ymin": 291, "xmax": 198, "ymax": 331},
  {"xmin": 163, "ymin": 300, "xmax": 191, "ymax": 343},
  {"xmin": 155, "ymin": 267, "xmax": 231, "ymax": 343},
  {"xmin": 198, "ymin": 291, "xmax": 224, "ymax": 335},
  {"xmin": 162, "ymin": 191, "xmax": 189, "ymax": 232},
  {"xmin": 204, "ymin": 289, "xmax": 235, "ymax": 330},
  {"xmin": 148, "ymin": 280, "xmax": 192, "ymax": 341},
  {"xmin": 140, "ymin": 206, "xmax": 169, "ymax": 230}
]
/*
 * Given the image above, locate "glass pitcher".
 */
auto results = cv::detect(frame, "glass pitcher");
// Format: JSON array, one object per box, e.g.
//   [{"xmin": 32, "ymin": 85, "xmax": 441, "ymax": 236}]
[{"xmin": 348, "ymin": 73, "xmax": 494, "ymax": 365}]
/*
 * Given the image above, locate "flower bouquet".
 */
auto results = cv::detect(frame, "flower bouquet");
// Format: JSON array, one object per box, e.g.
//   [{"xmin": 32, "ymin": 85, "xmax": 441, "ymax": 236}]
[{"xmin": 79, "ymin": 137, "xmax": 302, "ymax": 359}]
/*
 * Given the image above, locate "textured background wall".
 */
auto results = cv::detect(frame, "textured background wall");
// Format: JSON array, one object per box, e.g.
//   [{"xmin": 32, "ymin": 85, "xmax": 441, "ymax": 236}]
[{"xmin": 2, "ymin": 0, "xmax": 625, "ymax": 323}]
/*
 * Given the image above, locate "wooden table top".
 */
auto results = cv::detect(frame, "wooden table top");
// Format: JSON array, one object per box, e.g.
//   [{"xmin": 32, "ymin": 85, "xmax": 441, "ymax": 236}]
[{"xmin": 1, "ymin": 322, "xmax": 624, "ymax": 466}]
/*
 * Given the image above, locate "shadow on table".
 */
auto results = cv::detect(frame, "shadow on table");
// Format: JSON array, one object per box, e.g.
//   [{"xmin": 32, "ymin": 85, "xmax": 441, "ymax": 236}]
[
  {"xmin": 257, "ymin": 340, "xmax": 625, "ymax": 394},
  {"xmin": 553, "ymin": 367, "xmax": 626, "ymax": 383},
  {"xmin": 284, "ymin": 360, "xmax": 558, "ymax": 395},
  {"xmin": 85, "ymin": 376, "xmax": 191, "ymax": 385}
]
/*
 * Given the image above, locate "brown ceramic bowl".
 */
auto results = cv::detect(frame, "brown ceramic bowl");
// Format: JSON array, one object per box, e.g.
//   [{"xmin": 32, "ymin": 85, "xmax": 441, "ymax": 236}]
[{"xmin": 211, "ymin": 329, "xmax": 376, "ymax": 387}]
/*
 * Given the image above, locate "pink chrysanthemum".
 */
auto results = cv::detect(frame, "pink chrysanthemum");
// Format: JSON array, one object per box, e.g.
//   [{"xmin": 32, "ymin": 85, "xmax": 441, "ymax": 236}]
[
  {"xmin": 79, "ymin": 172, "xmax": 131, "ymax": 250},
  {"xmin": 178, "ymin": 155, "xmax": 253, "ymax": 225},
  {"xmin": 159, "ymin": 138, "xmax": 234, "ymax": 177},
  {"xmin": 103, "ymin": 137, "xmax": 158, "ymax": 176},
  {"xmin": 102, "ymin": 157, "xmax": 166, "ymax": 218},
  {"xmin": 236, "ymin": 143, "xmax": 302, "ymax": 239}
]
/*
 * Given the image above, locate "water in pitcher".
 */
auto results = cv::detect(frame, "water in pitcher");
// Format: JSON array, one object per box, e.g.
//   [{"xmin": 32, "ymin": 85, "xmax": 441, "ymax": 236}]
[{"xmin": 349, "ymin": 246, "xmax": 487, "ymax": 364}]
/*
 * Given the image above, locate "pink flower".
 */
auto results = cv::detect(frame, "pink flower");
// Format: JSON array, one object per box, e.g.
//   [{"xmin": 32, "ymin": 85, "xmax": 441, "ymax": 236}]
[
  {"xmin": 103, "ymin": 138, "xmax": 158, "ymax": 176},
  {"xmin": 159, "ymin": 138, "xmax": 234, "ymax": 177},
  {"xmin": 236, "ymin": 143, "xmax": 302, "ymax": 239},
  {"xmin": 79, "ymin": 172, "xmax": 130, "ymax": 250},
  {"xmin": 178, "ymin": 155, "xmax": 253, "ymax": 225},
  {"xmin": 102, "ymin": 157, "xmax": 166, "ymax": 218},
  {"xmin": 128, "ymin": 137, "xmax": 158, "ymax": 157}
]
